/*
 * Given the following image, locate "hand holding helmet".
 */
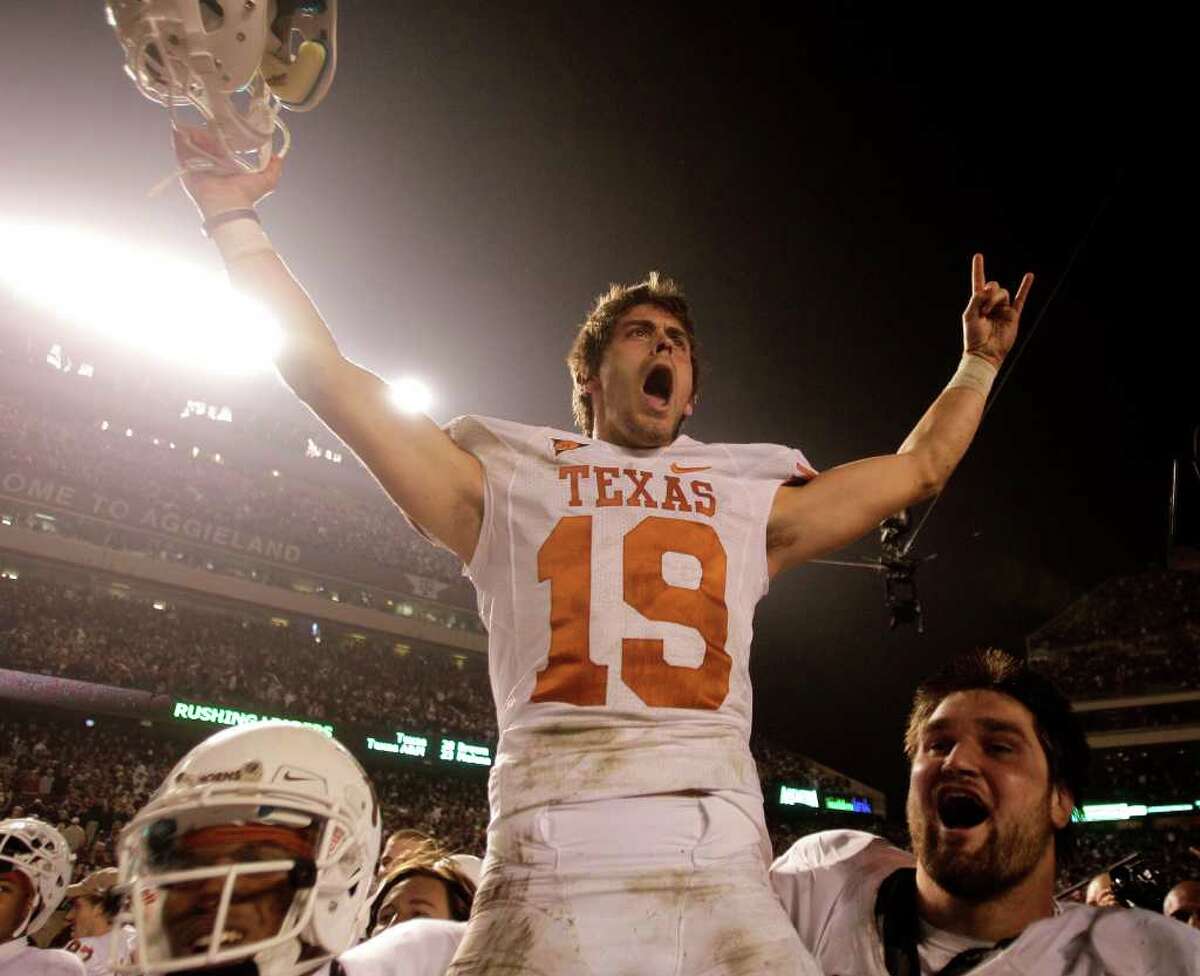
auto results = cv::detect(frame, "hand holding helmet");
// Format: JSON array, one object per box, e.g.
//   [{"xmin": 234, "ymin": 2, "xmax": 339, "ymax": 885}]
[
  {"xmin": 107, "ymin": 0, "xmax": 337, "ymax": 175},
  {"xmin": 173, "ymin": 125, "xmax": 284, "ymax": 221}
]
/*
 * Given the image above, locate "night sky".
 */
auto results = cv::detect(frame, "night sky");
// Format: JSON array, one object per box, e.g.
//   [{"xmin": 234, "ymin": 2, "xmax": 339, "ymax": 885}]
[{"xmin": 1, "ymin": 4, "xmax": 1182, "ymax": 809}]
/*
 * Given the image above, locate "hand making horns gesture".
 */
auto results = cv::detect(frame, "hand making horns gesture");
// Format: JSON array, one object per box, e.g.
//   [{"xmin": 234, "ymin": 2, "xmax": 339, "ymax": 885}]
[{"xmin": 963, "ymin": 253, "xmax": 1034, "ymax": 368}]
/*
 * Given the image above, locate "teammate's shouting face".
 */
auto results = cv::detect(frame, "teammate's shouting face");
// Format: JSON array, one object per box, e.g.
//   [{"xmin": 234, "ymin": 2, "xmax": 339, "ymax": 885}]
[
  {"xmin": 0, "ymin": 869, "xmax": 34, "ymax": 941},
  {"xmin": 905, "ymin": 690, "xmax": 1073, "ymax": 900},
  {"xmin": 584, "ymin": 303, "xmax": 696, "ymax": 449},
  {"xmin": 158, "ymin": 825, "xmax": 314, "ymax": 960}
]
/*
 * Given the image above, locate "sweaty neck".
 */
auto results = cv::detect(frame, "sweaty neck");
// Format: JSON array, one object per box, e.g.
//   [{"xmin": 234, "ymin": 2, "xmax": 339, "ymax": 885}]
[{"xmin": 914, "ymin": 848, "xmax": 1057, "ymax": 944}]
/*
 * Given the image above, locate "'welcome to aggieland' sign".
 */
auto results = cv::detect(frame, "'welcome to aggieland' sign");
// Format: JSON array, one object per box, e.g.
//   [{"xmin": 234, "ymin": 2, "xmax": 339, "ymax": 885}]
[{"xmin": 1, "ymin": 466, "xmax": 301, "ymax": 564}]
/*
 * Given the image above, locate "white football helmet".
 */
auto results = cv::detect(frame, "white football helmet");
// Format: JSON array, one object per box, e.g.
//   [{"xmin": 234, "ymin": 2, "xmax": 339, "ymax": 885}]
[
  {"xmin": 105, "ymin": 0, "xmax": 338, "ymax": 172},
  {"xmin": 0, "ymin": 818, "xmax": 73, "ymax": 941},
  {"xmin": 115, "ymin": 722, "xmax": 381, "ymax": 975}
]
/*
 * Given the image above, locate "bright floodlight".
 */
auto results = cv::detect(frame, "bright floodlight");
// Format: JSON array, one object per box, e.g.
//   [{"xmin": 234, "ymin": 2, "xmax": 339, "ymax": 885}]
[
  {"xmin": 0, "ymin": 219, "xmax": 280, "ymax": 375},
  {"xmin": 389, "ymin": 376, "xmax": 434, "ymax": 415}
]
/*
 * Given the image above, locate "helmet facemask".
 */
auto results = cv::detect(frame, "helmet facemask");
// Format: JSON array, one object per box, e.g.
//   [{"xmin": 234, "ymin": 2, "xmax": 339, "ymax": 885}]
[
  {"xmin": 118, "ymin": 791, "xmax": 367, "ymax": 975},
  {"xmin": 0, "ymin": 863, "xmax": 37, "ymax": 943},
  {"xmin": 0, "ymin": 820, "xmax": 72, "ymax": 942}
]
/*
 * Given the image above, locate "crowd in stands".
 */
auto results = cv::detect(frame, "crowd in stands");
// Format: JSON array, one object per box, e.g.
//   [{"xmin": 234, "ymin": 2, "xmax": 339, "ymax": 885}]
[
  {"xmin": 751, "ymin": 732, "xmax": 862, "ymax": 800},
  {"xmin": 1030, "ymin": 571, "xmax": 1200, "ymax": 647},
  {"xmin": 372, "ymin": 766, "xmax": 488, "ymax": 855},
  {"xmin": 0, "ymin": 576, "xmax": 496, "ymax": 740},
  {"xmin": 0, "ymin": 717, "xmax": 172, "ymax": 878},
  {"xmin": 0, "ymin": 393, "xmax": 477, "ymax": 608},
  {"xmin": 1028, "ymin": 570, "xmax": 1200, "ymax": 699},
  {"xmin": 1031, "ymin": 632, "xmax": 1200, "ymax": 699},
  {"xmin": 1077, "ymin": 699, "xmax": 1200, "ymax": 734},
  {"xmin": 0, "ymin": 714, "xmax": 490, "ymax": 877},
  {"xmin": 1089, "ymin": 742, "xmax": 1200, "ymax": 804}
]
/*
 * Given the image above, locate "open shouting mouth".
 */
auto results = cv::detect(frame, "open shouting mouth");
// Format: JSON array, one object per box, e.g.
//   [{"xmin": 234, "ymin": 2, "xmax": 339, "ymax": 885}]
[
  {"xmin": 642, "ymin": 364, "xmax": 674, "ymax": 410},
  {"xmin": 935, "ymin": 788, "xmax": 991, "ymax": 833}
]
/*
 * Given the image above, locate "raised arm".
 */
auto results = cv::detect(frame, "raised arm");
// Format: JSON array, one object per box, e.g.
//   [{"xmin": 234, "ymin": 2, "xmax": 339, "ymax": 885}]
[
  {"xmin": 766, "ymin": 254, "xmax": 1033, "ymax": 577},
  {"xmin": 174, "ymin": 130, "xmax": 483, "ymax": 563}
]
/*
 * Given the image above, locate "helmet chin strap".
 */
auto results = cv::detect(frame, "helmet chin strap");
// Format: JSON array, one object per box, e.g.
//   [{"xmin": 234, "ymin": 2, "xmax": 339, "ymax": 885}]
[
  {"xmin": 13, "ymin": 899, "xmax": 37, "ymax": 940},
  {"xmin": 175, "ymin": 936, "xmax": 306, "ymax": 976},
  {"xmin": 256, "ymin": 935, "xmax": 330, "ymax": 976},
  {"xmin": 179, "ymin": 963, "xmax": 259, "ymax": 976}
]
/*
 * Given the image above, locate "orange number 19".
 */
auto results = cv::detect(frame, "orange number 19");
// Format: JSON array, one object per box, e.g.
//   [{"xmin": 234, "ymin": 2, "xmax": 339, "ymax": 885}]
[{"xmin": 530, "ymin": 515, "xmax": 731, "ymax": 710}]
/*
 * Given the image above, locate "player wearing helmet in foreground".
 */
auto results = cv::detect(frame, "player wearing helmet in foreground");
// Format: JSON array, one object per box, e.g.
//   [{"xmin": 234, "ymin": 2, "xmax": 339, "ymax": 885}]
[
  {"xmin": 113, "ymin": 722, "xmax": 380, "ymax": 976},
  {"xmin": 0, "ymin": 818, "xmax": 85, "ymax": 976}
]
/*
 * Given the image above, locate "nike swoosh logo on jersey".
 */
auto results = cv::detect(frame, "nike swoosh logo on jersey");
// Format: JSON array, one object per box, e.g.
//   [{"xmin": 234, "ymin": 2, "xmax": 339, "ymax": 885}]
[
  {"xmin": 281, "ymin": 771, "xmax": 318, "ymax": 782},
  {"xmin": 670, "ymin": 463, "xmax": 711, "ymax": 474}
]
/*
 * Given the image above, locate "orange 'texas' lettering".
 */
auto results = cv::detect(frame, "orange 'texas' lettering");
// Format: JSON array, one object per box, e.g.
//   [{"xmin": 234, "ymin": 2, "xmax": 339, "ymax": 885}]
[
  {"xmin": 559, "ymin": 465, "xmax": 589, "ymax": 507},
  {"xmin": 594, "ymin": 466, "xmax": 623, "ymax": 507},
  {"xmin": 691, "ymin": 481, "xmax": 716, "ymax": 517},
  {"xmin": 557, "ymin": 466, "xmax": 718, "ymax": 517},
  {"xmin": 661, "ymin": 475, "xmax": 693, "ymax": 513},
  {"xmin": 624, "ymin": 469, "xmax": 658, "ymax": 509}
]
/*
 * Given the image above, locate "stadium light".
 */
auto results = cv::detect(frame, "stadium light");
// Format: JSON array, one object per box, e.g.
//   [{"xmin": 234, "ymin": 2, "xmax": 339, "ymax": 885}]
[
  {"xmin": 0, "ymin": 219, "xmax": 280, "ymax": 375},
  {"xmin": 388, "ymin": 375, "xmax": 434, "ymax": 415}
]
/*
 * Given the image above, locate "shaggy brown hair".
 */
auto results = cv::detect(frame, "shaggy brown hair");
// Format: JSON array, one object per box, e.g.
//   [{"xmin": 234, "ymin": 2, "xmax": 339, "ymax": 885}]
[
  {"xmin": 904, "ymin": 648, "xmax": 1090, "ymax": 861},
  {"xmin": 566, "ymin": 272, "xmax": 700, "ymax": 435}
]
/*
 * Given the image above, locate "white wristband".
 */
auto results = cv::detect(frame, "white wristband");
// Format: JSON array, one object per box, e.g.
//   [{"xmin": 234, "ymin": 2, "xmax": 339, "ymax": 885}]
[
  {"xmin": 210, "ymin": 217, "xmax": 274, "ymax": 264},
  {"xmin": 946, "ymin": 353, "xmax": 998, "ymax": 399}
]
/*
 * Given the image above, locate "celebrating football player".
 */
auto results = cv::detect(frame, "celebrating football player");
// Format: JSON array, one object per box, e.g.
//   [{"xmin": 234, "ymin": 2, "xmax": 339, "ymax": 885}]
[{"xmin": 163, "ymin": 105, "xmax": 1033, "ymax": 971}]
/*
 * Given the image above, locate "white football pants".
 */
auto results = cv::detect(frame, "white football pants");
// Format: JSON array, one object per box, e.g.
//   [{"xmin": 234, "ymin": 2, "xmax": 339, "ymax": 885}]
[{"xmin": 446, "ymin": 793, "xmax": 821, "ymax": 976}]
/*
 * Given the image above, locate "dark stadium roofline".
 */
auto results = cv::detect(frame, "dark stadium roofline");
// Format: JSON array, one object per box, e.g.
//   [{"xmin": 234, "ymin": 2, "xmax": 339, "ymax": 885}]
[
  {"xmin": 1071, "ymin": 689, "xmax": 1200, "ymax": 713},
  {"xmin": 1025, "ymin": 569, "xmax": 1200, "ymax": 649},
  {"xmin": 1087, "ymin": 725, "xmax": 1200, "ymax": 750}
]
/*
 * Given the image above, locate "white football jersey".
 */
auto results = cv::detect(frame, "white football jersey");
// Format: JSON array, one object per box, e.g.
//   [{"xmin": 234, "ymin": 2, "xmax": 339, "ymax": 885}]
[
  {"xmin": 0, "ymin": 939, "xmax": 87, "ymax": 976},
  {"xmin": 769, "ymin": 829, "xmax": 1200, "ymax": 975},
  {"xmin": 64, "ymin": 934, "xmax": 121, "ymax": 976},
  {"xmin": 337, "ymin": 919, "xmax": 467, "ymax": 976},
  {"xmin": 449, "ymin": 416, "xmax": 812, "ymax": 834}
]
